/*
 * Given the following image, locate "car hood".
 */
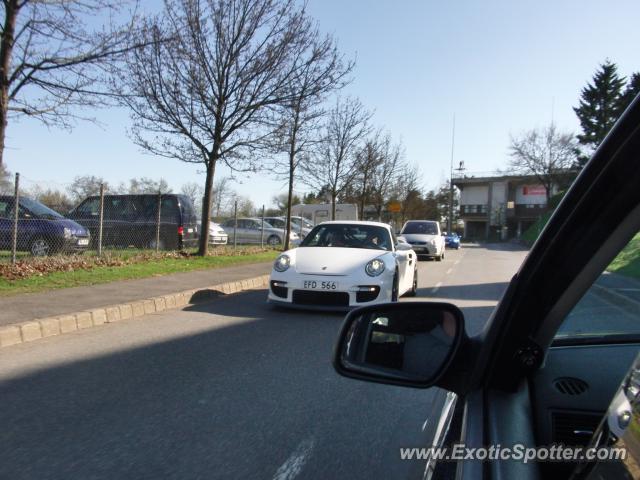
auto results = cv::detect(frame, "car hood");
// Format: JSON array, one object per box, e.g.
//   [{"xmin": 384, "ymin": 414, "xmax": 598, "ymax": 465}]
[
  {"xmin": 401, "ymin": 233, "xmax": 439, "ymax": 243},
  {"xmin": 55, "ymin": 218, "xmax": 89, "ymax": 236},
  {"xmin": 293, "ymin": 247, "xmax": 388, "ymax": 275}
]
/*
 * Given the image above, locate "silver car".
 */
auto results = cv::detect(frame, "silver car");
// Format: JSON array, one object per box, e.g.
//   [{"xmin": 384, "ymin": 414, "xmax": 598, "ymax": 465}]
[
  {"xmin": 264, "ymin": 216, "xmax": 312, "ymax": 239},
  {"xmin": 221, "ymin": 217, "xmax": 300, "ymax": 246}
]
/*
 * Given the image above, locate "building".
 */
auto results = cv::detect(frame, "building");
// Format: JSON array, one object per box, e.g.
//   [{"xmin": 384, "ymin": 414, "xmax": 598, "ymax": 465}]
[{"xmin": 453, "ymin": 173, "xmax": 571, "ymax": 240}]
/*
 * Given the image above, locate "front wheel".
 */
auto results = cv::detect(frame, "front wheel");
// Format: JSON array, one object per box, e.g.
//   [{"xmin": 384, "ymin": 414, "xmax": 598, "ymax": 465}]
[
  {"xmin": 391, "ymin": 271, "xmax": 399, "ymax": 302},
  {"xmin": 30, "ymin": 237, "xmax": 54, "ymax": 256},
  {"xmin": 267, "ymin": 235, "xmax": 281, "ymax": 246},
  {"xmin": 405, "ymin": 268, "xmax": 418, "ymax": 297}
]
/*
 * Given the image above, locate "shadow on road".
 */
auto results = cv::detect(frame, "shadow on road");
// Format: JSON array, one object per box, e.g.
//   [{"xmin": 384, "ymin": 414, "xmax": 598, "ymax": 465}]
[
  {"xmin": 459, "ymin": 242, "xmax": 529, "ymax": 252},
  {"xmin": 0, "ymin": 289, "xmax": 501, "ymax": 480},
  {"xmin": 415, "ymin": 282, "xmax": 510, "ymax": 301}
]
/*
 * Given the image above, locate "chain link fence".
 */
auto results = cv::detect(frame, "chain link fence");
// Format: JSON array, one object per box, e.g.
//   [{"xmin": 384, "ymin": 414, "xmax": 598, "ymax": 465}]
[{"xmin": 0, "ymin": 173, "xmax": 305, "ymax": 263}]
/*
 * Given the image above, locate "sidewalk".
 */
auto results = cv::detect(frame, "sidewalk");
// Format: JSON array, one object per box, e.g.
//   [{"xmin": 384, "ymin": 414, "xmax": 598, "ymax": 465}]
[{"xmin": 0, "ymin": 261, "xmax": 273, "ymax": 328}]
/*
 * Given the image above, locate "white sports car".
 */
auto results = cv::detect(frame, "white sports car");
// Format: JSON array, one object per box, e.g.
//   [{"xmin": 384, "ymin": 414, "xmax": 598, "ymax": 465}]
[{"xmin": 267, "ymin": 221, "xmax": 418, "ymax": 310}]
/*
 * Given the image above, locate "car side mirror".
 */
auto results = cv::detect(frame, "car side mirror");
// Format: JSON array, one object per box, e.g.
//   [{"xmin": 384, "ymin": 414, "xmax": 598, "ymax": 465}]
[
  {"xmin": 333, "ymin": 302, "xmax": 464, "ymax": 388},
  {"xmin": 396, "ymin": 242, "xmax": 412, "ymax": 251}
]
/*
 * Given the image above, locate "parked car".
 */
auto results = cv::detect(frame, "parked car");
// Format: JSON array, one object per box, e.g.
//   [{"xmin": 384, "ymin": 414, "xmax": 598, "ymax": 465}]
[
  {"xmin": 208, "ymin": 222, "xmax": 228, "ymax": 245},
  {"xmin": 263, "ymin": 216, "xmax": 312, "ymax": 239},
  {"xmin": 332, "ymin": 95, "xmax": 640, "ymax": 479},
  {"xmin": 68, "ymin": 194, "xmax": 198, "ymax": 250},
  {"xmin": 221, "ymin": 217, "xmax": 299, "ymax": 246},
  {"xmin": 443, "ymin": 231, "xmax": 461, "ymax": 249},
  {"xmin": 0, "ymin": 196, "xmax": 90, "ymax": 256},
  {"xmin": 268, "ymin": 221, "xmax": 418, "ymax": 310},
  {"xmin": 398, "ymin": 220, "xmax": 446, "ymax": 260}
]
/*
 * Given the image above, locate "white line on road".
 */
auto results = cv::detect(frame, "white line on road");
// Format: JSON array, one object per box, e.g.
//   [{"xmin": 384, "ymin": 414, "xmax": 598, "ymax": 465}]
[
  {"xmin": 446, "ymin": 268, "xmax": 453, "ymax": 275},
  {"xmin": 273, "ymin": 438, "xmax": 315, "ymax": 480},
  {"xmin": 432, "ymin": 282, "xmax": 443, "ymax": 295}
]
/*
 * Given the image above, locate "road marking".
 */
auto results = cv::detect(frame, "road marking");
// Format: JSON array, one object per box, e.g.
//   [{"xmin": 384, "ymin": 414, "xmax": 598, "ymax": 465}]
[
  {"xmin": 446, "ymin": 268, "xmax": 453, "ymax": 275},
  {"xmin": 273, "ymin": 438, "xmax": 315, "ymax": 480},
  {"xmin": 454, "ymin": 260, "xmax": 461, "ymax": 266},
  {"xmin": 421, "ymin": 418, "xmax": 430, "ymax": 431},
  {"xmin": 431, "ymin": 282, "xmax": 443, "ymax": 295}
]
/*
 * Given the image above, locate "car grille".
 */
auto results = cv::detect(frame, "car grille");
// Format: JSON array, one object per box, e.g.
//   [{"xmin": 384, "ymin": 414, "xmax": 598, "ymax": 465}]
[{"xmin": 292, "ymin": 290, "xmax": 349, "ymax": 307}]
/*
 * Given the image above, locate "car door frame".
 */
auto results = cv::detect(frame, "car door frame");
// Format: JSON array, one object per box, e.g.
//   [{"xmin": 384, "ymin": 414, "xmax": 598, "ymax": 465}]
[{"xmin": 439, "ymin": 96, "xmax": 640, "ymax": 480}]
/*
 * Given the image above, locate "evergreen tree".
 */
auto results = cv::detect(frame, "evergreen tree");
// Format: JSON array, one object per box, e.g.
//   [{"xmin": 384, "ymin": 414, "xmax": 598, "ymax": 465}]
[
  {"xmin": 573, "ymin": 61, "xmax": 626, "ymax": 159},
  {"xmin": 619, "ymin": 72, "xmax": 640, "ymax": 114}
]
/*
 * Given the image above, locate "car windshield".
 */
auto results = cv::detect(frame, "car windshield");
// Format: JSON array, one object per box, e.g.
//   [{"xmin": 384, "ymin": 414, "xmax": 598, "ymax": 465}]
[
  {"xmin": 20, "ymin": 197, "xmax": 64, "ymax": 219},
  {"xmin": 300, "ymin": 224, "xmax": 392, "ymax": 250},
  {"xmin": 401, "ymin": 221, "xmax": 439, "ymax": 235}
]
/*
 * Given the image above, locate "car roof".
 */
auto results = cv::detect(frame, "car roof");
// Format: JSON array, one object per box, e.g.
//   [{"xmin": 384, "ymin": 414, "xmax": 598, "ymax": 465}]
[{"xmin": 318, "ymin": 220, "xmax": 391, "ymax": 229}]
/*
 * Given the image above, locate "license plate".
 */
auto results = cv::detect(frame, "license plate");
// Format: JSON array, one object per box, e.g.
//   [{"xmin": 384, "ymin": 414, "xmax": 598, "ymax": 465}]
[
  {"xmin": 77, "ymin": 238, "xmax": 89, "ymax": 246},
  {"xmin": 303, "ymin": 280, "xmax": 338, "ymax": 290},
  {"xmin": 188, "ymin": 228, "xmax": 194, "ymax": 233}
]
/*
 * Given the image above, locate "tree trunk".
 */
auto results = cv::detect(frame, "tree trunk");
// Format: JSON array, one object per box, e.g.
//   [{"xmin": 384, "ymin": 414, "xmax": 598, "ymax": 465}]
[
  {"xmin": 284, "ymin": 154, "xmax": 295, "ymax": 251},
  {"xmin": 331, "ymin": 191, "xmax": 337, "ymax": 220},
  {"xmin": 0, "ymin": 0, "xmax": 19, "ymax": 170},
  {"xmin": 198, "ymin": 157, "xmax": 217, "ymax": 255}
]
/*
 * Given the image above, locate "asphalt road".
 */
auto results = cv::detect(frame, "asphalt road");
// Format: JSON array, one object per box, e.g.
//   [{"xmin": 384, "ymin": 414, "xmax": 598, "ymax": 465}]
[{"xmin": 0, "ymin": 244, "xmax": 529, "ymax": 480}]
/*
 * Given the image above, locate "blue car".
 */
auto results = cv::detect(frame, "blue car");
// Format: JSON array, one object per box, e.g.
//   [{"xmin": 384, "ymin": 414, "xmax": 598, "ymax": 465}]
[
  {"xmin": 443, "ymin": 232, "xmax": 461, "ymax": 249},
  {"xmin": 0, "ymin": 196, "xmax": 90, "ymax": 256}
]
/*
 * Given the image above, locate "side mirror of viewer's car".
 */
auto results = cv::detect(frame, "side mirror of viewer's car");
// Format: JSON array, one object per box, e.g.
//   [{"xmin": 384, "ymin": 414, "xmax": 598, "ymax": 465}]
[{"xmin": 333, "ymin": 302, "xmax": 465, "ymax": 388}]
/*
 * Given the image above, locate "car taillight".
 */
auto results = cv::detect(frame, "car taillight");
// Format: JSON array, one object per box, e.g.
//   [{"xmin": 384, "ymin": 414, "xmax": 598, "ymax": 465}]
[{"xmin": 178, "ymin": 226, "xmax": 184, "ymax": 235}]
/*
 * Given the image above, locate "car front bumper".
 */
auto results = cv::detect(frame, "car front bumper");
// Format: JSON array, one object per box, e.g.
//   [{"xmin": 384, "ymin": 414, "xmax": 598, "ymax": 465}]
[
  {"xmin": 61, "ymin": 236, "xmax": 91, "ymax": 252},
  {"xmin": 267, "ymin": 271, "xmax": 394, "ymax": 310},
  {"xmin": 409, "ymin": 243, "xmax": 438, "ymax": 256},
  {"xmin": 209, "ymin": 235, "xmax": 229, "ymax": 245}
]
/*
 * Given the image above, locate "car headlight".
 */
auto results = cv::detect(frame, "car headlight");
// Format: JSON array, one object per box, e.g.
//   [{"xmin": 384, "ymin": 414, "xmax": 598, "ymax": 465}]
[
  {"xmin": 365, "ymin": 258, "xmax": 386, "ymax": 277},
  {"xmin": 274, "ymin": 254, "xmax": 291, "ymax": 272},
  {"xmin": 63, "ymin": 227, "xmax": 72, "ymax": 239},
  {"xmin": 290, "ymin": 232, "xmax": 299, "ymax": 239},
  {"xmin": 429, "ymin": 239, "xmax": 437, "ymax": 245}
]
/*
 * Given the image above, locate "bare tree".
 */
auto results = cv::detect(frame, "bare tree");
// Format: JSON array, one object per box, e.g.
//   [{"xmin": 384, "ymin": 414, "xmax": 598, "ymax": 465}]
[
  {"xmin": 353, "ymin": 131, "xmax": 383, "ymax": 220},
  {"xmin": 119, "ymin": 0, "xmax": 316, "ymax": 255},
  {"xmin": 68, "ymin": 175, "xmax": 110, "ymax": 202},
  {"xmin": 269, "ymin": 28, "xmax": 353, "ymax": 249},
  {"xmin": 300, "ymin": 96, "xmax": 372, "ymax": 219},
  {"xmin": 0, "ymin": 162, "xmax": 11, "ymax": 193},
  {"xmin": 509, "ymin": 124, "xmax": 578, "ymax": 202},
  {"xmin": 211, "ymin": 177, "xmax": 234, "ymax": 219},
  {"xmin": 0, "ymin": 0, "xmax": 141, "ymax": 169},
  {"xmin": 119, "ymin": 177, "xmax": 172, "ymax": 194},
  {"xmin": 390, "ymin": 162, "xmax": 422, "ymax": 224},
  {"xmin": 357, "ymin": 132, "xmax": 403, "ymax": 220}
]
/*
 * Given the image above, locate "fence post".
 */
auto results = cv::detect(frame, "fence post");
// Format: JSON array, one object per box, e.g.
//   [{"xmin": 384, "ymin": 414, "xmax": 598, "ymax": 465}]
[
  {"xmin": 97, "ymin": 183, "xmax": 104, "ymax": 257},
  {"xmin": 11, "ymin": 172, "xmax": 19, "ymax": 264},
  {"xmin": 233, "ymin": 200, "xmax": 238, "ymax": 252},
  {"xmin": 261, "ymin": 204, "xmax": 265, "ymax": 248},
  {"xmin": 156, "ymin": 191, "xmax": 162, "ymax": 253}
]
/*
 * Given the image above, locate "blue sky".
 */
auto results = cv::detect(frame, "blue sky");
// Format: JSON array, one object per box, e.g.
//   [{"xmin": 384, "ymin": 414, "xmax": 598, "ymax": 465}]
[{"xmin": 5, "ymin": 0, "xmax": 639, "ymax": 208}]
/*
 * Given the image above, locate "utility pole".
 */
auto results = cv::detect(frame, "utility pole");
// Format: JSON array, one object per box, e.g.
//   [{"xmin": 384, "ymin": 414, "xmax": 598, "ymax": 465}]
[{"xmin": 448, "ymin": 115, "xmax": 456, "ymax": 234}]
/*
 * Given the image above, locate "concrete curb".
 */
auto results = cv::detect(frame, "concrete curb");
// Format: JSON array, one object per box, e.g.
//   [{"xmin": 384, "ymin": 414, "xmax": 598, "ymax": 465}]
[{"xmin": 0, "ymin": 274, "xmax": 271, "ymax": 349}]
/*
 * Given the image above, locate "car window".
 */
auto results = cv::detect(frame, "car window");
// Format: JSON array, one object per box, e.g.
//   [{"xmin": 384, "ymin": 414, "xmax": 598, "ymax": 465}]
[
  {"xmin": 18, "ymin": 197, "xmax": 64, "ymax": 219},
  {"xmin": 75, "ymin": 198, "xmax": 100, "ymax": 216},
  {"xmin": 104, "ymin": 197, "xmax": 137, "ymax": 219},
  {"xmin": 300, "ymin": 224, "xmax": 391, "ymax": 250},
  {"xmin": 401, "ymin": 221, "xmax": 439, "ymax": 235},
  {"xmin": 0, "ymin": 199, "xmax": 11, "ymax": 218},
  {"xmin": 555, "ymin": 230, "xmax": 640, "ymax": 343}
]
